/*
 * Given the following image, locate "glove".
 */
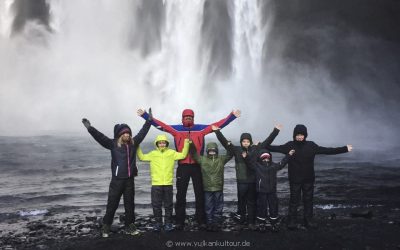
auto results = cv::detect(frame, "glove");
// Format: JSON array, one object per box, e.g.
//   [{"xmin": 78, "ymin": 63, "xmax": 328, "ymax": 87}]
[
  {"xmin": 82, "ymin": 118, "xmax": 91, "ymax": 128},
  {"xmin": 147, "ymin": 107, "xmax": 153, "ymax": 122}
]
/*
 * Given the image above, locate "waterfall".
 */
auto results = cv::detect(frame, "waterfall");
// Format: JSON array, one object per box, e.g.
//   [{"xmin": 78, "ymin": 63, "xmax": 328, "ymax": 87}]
[{"xmin": 0, "ymin": 0, "xmax": 399, "ymax": 149}]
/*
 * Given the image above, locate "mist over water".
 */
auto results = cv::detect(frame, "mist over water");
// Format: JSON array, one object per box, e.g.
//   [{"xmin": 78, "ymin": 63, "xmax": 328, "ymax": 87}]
[{"xmin": 0, "ymin": 0, "xmax": 399, "ymax": 149}]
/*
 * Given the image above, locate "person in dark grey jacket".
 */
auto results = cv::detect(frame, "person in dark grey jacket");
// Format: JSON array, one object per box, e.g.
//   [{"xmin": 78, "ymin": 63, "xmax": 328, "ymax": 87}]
[
  {"xmin": 243, "ymin": 149, "xmax": 295, "ymax": 232},
  {"xmin": 266, "ymin": 124, "xmax": 353, "ymax": 229},
  {"xmin": 214, "ymin": 124, "xmax": 282, "ymax": 230},
  {"xmin": 82, "ymin": 109, "xmax": 152, "ymax": 237}
]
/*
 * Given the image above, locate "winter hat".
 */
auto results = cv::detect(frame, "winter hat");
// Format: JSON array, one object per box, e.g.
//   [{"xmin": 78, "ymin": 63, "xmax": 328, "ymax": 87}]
[
  {"xmin": 293, "ymin": 124, "xmax": 308, "ymax": 139},
  {"xmin": 206, "ymin": 142, "xmax": 219, "ymax": 155},
  {"xmin": 258, "ymin": 149, "xmax": 272, "ymax": 162},
  {"xmin": 240, "ymin": 133, "xmax": 253, "ymax": 145},
  {"xmin": 114, "ymin": 124, "xmax": 132, "ymax": 138},
  {"xmin": 259, "ymin": 152, "xmax": 271, "ymax": 160}
]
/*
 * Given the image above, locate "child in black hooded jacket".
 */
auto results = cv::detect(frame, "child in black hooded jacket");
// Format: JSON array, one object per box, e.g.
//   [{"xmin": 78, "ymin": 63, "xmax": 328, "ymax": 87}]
[{"xmin": 243, "ymin": 149, "xmax": 295, "ymax": 232}]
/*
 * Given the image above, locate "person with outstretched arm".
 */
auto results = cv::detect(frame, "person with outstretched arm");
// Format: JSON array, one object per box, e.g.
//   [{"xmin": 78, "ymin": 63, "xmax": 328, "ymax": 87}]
[
  {"xmin": 140, "ymin": 109, "xmax": 240, "ymax": 230},
  {"xmin": 243, "ymin": 149, "xmax": 295, "ymax": 232},
  {"xmin": 190, "ymin": 140, "xmax": 233, "ymax": 232},
  {"xmin": 136, "ymin": 135, "xmax": 190, "ymax": 232},
  {"xmin": 213, "ymin": 124, "xmax": 282, "ymax": 231},
  {"xmin": 82, "ymin": 108, "xmax": 152, "ymax": 237},
  {"xmin": 266, "ymin": 124, "xmax": 353, "ymax": 229}
]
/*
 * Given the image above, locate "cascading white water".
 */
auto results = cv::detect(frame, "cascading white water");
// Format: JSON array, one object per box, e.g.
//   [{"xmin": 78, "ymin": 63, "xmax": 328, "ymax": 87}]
[
  {"xmin": 0, "ymin": 0, "xmax": 273, "ymax": 136},
  {"xmin": 0, "ymin": 0, "xmax": 398, "ymax": 149}
]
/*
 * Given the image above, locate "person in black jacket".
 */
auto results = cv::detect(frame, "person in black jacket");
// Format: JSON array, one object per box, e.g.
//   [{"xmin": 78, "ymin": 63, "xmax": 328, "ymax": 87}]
[
  {"xmin": 214, "ymin": 124, "xmax": 282, "ymax": 230},
  {"xmin": 266, "ymin": 124, "xmax": 353, "ymax": 229},
  {"xmin": 82, "ymin": 109, "xmax": 152, "ymax": 237},
  {"xmin": 243, "ymin": 149, "xmax": 295, "ymax": 232}
]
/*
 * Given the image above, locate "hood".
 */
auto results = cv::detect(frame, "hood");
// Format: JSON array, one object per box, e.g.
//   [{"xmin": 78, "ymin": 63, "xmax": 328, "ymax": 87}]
[
  {"xmin": 154, "ymin": 134, "xmax": 170, "ymax": 148},
  {"xmin": 240, "ymin": 133, "xmax": 253, "ymax": 145},
  {"xmin": 293, "ymin": 124, "xmax": 308, "ymax": 140},
  {"xmin": 114, "ymin": 124, "xmax": 132, "ymax": 139},
  {"xmin": 182, "ymin": 109, "xmax": 194, "ymax": 127},
  {"xmin": 206, "ymin": 142, "xmax": 219, "ymax": 156}
]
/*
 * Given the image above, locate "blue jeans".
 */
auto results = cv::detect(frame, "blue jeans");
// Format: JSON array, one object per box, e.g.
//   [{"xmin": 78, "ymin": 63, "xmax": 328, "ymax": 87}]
[{"xmin": 204, "ymin": 191, "xmax": 224, "ymax": 224}]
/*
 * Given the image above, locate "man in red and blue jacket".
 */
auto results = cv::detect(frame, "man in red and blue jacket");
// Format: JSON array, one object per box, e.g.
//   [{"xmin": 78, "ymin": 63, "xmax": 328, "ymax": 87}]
[{"xmin": 141, "ymin": 109, "xmax": 240, "ymax": 229}]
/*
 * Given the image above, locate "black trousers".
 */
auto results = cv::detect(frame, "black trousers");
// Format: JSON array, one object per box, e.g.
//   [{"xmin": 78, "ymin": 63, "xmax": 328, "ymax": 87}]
[
  {"xmin": 257, "ymin": 192, "xmax": 279, "ymax": 220},
  {"xmin": 103, "ymin": 178, "xmax": 135, "ymax": 226},
  {"xmin": 151, "ymin": 185, "xmax": 173, "ymax": 224},
  {"xmin": 175, "ymin": 163, "xmax": 206, "ymax": 225},
  {"xmin": 237, "ymin": 183, "xmax": 256, "ymax": 224},
  {"xmin": 288, "ymin": 182, "xmax": 314, "ymax": 220}
]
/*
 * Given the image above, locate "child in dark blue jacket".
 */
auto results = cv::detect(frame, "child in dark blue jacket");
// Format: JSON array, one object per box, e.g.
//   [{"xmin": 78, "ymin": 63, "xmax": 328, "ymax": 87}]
[{"xmin": 243, "ymin": 148, "xmax": 295, "ymax": 232}]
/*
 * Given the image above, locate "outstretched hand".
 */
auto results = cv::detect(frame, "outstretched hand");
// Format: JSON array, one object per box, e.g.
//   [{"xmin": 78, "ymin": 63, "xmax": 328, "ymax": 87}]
[
  {"xmin": 137, "ymin": 109, "xmax": 145, "ymax": 116},
  {"xmin": 211, "ymin": 125, "xmax": 220, "ymax": 131},
  {"xmin": 233, "ymin": 110, "xmax": 241, "ymax": 118},
  {"xmin": 82, "ymin": 118, "xmax": 91, "ymax": 128},
  {"xmin": 347, "ymin": 145, "xmax": 353, "ymax": 152},
  {"xmin": 275, "ymin": 123, "xmax": 283, "ymax": 130}
]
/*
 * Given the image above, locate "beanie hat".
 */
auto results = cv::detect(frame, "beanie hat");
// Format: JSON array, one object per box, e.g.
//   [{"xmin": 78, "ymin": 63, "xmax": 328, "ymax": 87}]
[
  {"xmin": 259, "ymin": 152, "xmax": 271, "ymax": 160},
  {"xmin": 240, "ymin": 133, "xmax": 253, "ymax": 145},
  {"xmin": 293, "ymin": 124, "xmax": 308, "ymax": 139},
  {"xmin": 258, "ymin": 149, "xmax": 273, "ymax": 162},
  {"xmin": 114, "ymin": 124, "xmax": 132, "ymax": 138}
]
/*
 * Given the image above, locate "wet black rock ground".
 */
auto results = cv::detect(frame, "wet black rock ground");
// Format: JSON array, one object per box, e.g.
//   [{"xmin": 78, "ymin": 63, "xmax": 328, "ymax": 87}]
[{"xmin": 1, "ymin": 204, "xmax": 400, "ymax": 250}]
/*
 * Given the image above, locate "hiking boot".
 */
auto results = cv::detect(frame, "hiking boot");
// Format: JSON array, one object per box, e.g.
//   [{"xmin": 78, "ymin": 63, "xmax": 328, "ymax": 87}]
[
  {"xmin": 101, "ymin": 224, "xmax": 110, "ymax": 238},
  {"xmin": 164, "ymin": 223, "xmax": 174, "ymax": 232},
  {"xmin": 126, "ymin": 223, "xmax": 140, "ymax": 235}
]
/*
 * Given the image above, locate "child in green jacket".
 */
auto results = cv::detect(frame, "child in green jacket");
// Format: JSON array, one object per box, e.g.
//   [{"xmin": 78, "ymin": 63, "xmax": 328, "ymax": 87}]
[
  {"xmin": 137, "ymin": 135, "xmax": 190, "ymax": 232},
  {"xmin": 190, "ymin": 139, "xmax": 233, "ymax": 232}
]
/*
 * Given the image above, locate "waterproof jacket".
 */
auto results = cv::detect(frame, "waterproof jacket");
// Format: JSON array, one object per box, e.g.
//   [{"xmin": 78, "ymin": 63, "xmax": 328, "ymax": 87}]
[
  {"xmin": 266, "ymin": 125, "xmax": 348, "ymax": 183},
  {"xmin": 245, "ymin": 151, "xmax": 290, "ymax": 193},
  {"xmin": 87, "ymin": 120, "xmax": 151, "ymax": 179},
  {"xmin": 137, "ymin": 135, "xmax": 189, "ymax": 185},
  {"xmin": 191, "ymin": 142, "xmax": 233, "ymax": 192},
  {"xmin": 215, "ymin": 128, "xmax": 280, "ymax": 184},
  {"xmin": 141, "ymin": 111, "xmax": 237, "ymax": 164}
]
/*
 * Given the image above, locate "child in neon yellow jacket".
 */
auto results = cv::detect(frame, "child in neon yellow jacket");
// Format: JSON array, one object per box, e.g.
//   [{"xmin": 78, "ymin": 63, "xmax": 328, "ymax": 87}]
[{"xmin": 137, "ymin": 135, "xmax": 189, "ymax": 232}]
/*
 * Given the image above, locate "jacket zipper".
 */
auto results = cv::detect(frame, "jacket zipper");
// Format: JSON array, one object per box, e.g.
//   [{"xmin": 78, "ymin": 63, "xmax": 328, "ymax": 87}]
[
  {"xmin": 258, "ymin": 179, "xmax": 261, "ymax": 191},
  {"xmin": 115, "ymin": 166, "xmax": 119, "ymax": 176},
  {"xmin": 126, "ymin": 144, "xmax": 131, "ymax": 177}
]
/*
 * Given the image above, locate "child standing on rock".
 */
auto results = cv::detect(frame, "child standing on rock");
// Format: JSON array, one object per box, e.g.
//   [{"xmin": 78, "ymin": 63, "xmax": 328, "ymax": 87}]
[
  {"xmin": 137, "ymin": 135, "xmax": 190, "ymax": 232},
  {"xmin": 82, "ymin": 108, "xmax": 152, "ymax": 237},
  {"xmin": 214, "ymin": 124, "xmax": 282, "ymax": 231},
  {"xmin": 190, "ymin": 126, "xmax": 233, "ymax": 231},
  {"xmin": 243, "ymin": 149, "xmax": 295, "ymax": 232}
]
